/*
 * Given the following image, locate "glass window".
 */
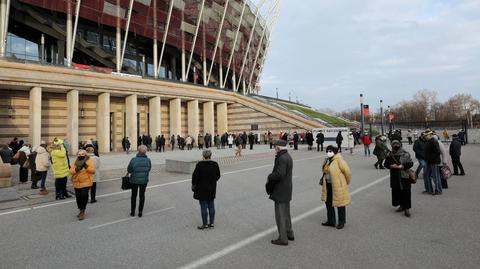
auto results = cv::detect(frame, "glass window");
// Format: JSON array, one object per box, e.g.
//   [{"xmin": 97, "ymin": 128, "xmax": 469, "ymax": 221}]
[{"xmin": 86, "ymin": 31, "xmax": 100, "ymax": 44}]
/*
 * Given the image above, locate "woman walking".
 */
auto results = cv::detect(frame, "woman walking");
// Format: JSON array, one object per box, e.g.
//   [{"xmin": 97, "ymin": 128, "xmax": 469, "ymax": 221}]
[
  {"xmin": 320, "ymin": 145, "xmax": 352, "ymax": 229},
  {"xmin": 373, "ymin": 136, "xmax": 388, "ymax": 169},
  {"xmin": 86, "ymin": 146, "xmax": 100, "ymax": 203},
  {"xmin": 51, "ymin": 140, "xmax": 71, "ymax": 200},
  {"xmin": 70, "ymin": 150, "xmax": 95, "ymax": 220},
  {"xmin": 384, "ymin": 140, "xmax": 414, "ymax": 217},
  {"xmin": 192, "ymin": 150, "xmax": 221, "ymax": 229},
  {"xmin": 127, "ymin": 145, "xmax": 152, "ymax": 217}
]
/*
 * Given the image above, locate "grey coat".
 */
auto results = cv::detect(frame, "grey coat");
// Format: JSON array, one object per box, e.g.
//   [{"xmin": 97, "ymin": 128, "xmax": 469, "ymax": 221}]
[{"xmin": 267, "ymin": 150, "xmax": 293, "ymax": 203}]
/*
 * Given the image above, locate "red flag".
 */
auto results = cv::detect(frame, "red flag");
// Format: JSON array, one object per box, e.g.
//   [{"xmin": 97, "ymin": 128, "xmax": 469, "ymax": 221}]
[
  {"xmin": 389, "ymin": 114, "xmax": 395, "ymax": 120},
  {"xmin": 363, "ymin": 105, "xmax": 369, "ymax": 116}
]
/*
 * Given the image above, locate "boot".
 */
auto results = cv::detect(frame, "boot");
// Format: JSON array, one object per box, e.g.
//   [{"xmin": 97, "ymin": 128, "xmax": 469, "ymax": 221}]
[
  {"xmin": 404, "ymin": 209, "xmax": 411, "ymax": 218},
  {"xmin": 78, "ymin": 210, "xmax": 85, "ymax": 221}
]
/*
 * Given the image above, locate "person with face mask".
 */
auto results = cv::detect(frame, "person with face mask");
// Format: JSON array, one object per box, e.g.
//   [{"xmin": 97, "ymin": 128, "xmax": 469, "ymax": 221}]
[
  {"xmin": 70, "ymin": 149, "xmax": 95, "ymax": 220},
  {"xmin": 320, "ymin": 145, "xmax": 352, "ymax": 229},
  {"xmin": 384, "ymin": 140, "xmax": 414, "ymax": 217}
]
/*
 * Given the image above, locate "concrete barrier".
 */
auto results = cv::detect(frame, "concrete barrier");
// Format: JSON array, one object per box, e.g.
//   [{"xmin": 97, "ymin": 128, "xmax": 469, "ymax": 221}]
[
  {"xmin": 0, "ymin": 161, "xmax": 12, "ymax": 188},
  {"xmin": 165, "ymin": 158, "xmax": 198, "ymax": 174}
]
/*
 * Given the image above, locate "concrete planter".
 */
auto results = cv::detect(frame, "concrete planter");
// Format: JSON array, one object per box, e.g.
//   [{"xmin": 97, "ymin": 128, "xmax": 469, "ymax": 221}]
[{"xmin": 0, "ymin": 162, "xmax": 12, "ymax": 188}]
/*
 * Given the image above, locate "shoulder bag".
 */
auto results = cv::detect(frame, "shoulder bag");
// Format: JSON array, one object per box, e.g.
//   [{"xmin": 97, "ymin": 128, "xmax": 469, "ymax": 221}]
[{"xmin": 121, "ymin": 173, "xmax": 131, "ymax": 190}]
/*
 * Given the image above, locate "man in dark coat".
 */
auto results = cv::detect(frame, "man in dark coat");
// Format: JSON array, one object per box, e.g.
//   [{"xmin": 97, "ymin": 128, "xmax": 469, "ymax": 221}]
[
  {"xmin": 266, "ymin": 140, "xmax": 294, "ymax": 246},
  {"xmin": 449, "ymin": 134, "xmax": 465, "ymax": 176},
  {"xmin": 8, "ymin": 138, "xmax": 19, "ymax": 155},
  {"xmin": 424, "ymin": 131, "xmax": 442, "ymax": 195},
  {"xmin": 458, "ymin": 130, "xmax": 465, "ymax": 145},
  {"xmin": 413, "ymin": 134, "xmax": 427, "ymax": 181},
  {"xmin": 316, "ymin": 131, "xmax": 325, "ymax": 152},
  {"xmin": 292, "ymin": 132, "xmax": 299, "ymax": 150},
  {"xmin": 336, "ymin": 131, "xmax": 343, "ymax": 152},
  {"xmin": 192, "ymin": 150, "xmax": 221, "ymax": 229},
  {"xmin": 0, "ymin": 144, "xmax": 13, "ymax": 164},
  {"xmin": 248, "ymin": 133, "xmax": 255, "ymax": 150}
]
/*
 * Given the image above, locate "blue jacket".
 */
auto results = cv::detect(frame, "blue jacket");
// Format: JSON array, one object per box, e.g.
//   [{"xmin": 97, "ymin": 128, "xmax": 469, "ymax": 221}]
[{"xmin": 127, "ymin": 154, "xmax": 152, "ymax": 184}]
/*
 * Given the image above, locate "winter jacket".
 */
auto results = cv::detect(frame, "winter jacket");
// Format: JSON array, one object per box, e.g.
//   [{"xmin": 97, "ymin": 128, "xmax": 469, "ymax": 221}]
[
  {"xmin": 373, "ymin": 139, "xmax": 388, "ymax": 159},
  {"xmin": 336, "ymin": 134, "xmax": 343, "ymax": 144},
  {"xmin": 35, "ymin": 147, "xmax": 51, "ymax": 172},
  {"xmin": 362, "ymin": 135, "xmax": 371, "ymax": 146},
  {"xmin": 70, "ymin": 157, "xmax": 95, "ymax": 189},
  {"xmin": 127, "ymin": 154, "xmax": 152, "ymax": 185},
  {"xmin": 88, "ymin": 153, "xmax": 101, "ymax": 182},
  {"xmin": 51, "ymin": 147, "xmax": 70, "ymax": 178},
  {"xmin": 384, "ymin": 148, "xmax": 414, "ymax": 190},
  {"xmin": 449, "ymin": 138, "xmax": 462, "ymax": 157},
  {"xmin": 316, "ymin": 133, "xmax": 324, "ymax": 144},
  {"xmin": 413, "ymin": 138, "xmax": 427, "ymax": 160},
  {"xmin": 267, "ymin": 150, "xmax": 293, "ymax": 203},
  {"xmin": 346, "ymin": 134, "xmax": 354, "ymax": 148},
  {"xmin": 425, "ymin": 138, "xmax": 441, "ymax": 165},
  {"xmin": 192, "ymin": 160, "xmax": 221, "ymax": 201},
  {"xmin": 321, "ymin": 154, "xmax": 352, "ymax": 207}
]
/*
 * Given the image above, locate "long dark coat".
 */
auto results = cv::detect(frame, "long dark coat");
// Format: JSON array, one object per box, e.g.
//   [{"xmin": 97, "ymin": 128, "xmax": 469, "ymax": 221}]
[
  {"xmin": 267, "ymin": 150, "xmax": 293, "ymax": 203},
  {"xmin": 192, "ymin": 160, "xmax": 221, "ymax": 201}
]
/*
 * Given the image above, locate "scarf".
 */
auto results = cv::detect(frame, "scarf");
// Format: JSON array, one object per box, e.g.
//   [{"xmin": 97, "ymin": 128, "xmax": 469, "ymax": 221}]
[{"xmin": 75, "ymin": 156, "xmax": 89, "ymax": 171}]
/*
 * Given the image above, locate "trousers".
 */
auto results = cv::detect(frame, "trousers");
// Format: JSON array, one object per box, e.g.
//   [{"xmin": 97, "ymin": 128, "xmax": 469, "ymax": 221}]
[
  {"xmin": 199, "ymin": 200, "xmax": 215, "ymax": 226},
  {"xmin": 74, "ymin": 187, "xmax": 90, "ymax": 210},
  {"xmin": 131, "ymin": 184, "xmax": 147, "ymax": 213},
  {"xmin": 325, "ymin": 183, "xmax": 346, "ymax": 224},
  {"xmin": 274, "ymin": 202, "xmax": 294, "ymax": 242}
]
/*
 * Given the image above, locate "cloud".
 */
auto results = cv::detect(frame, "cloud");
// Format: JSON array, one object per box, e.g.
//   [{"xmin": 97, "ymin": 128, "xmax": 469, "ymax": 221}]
[{"xmin": 260, "ymin": 0, "xmax": 480, "ymax": 112}]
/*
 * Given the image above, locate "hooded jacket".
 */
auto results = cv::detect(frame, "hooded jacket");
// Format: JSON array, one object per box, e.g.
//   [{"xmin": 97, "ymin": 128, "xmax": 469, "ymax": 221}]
[
  {"xmin": 51, "ymin": 146, "xmax": 70, "ymax": 178},
  {"xmin": 35, "ymin": 146, "xmax": 51, "ymax": 172},
  {"xmin": 321, "ymin": 154, "xmax": 352, "ymax": 207}
]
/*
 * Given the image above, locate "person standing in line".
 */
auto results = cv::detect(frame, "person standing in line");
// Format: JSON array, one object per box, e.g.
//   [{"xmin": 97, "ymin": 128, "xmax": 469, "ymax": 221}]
[
  {"xmin": 320, "ymin": 145, "xmax": 351, "ymax": 229},
  {"xmin": 35, "ymin": 144, "xmax": 51, "ymax": 194},
  {"xmin": 384, "ymin": 140, "xmax": 414, "ymax": 217},
  {"xmin": 70, "ymin": 150, "xmax": 95, "ymax": 220},
  {"xmin": 128, "ymin": 145, "xmax": 152, "ymax": 217},
  {"xmin": 9, "ymin": 138, "xmax": 19, "ymax": 155},
  {"xmin": 198, "ymin": 133, "xmax": 204, "ymax": 149},
  {"xmin": 307, "ymin": 131, "xmax": 314, "ymax": 151},
  {"xmin": 268, "ymin": 131, "xmax": 274, "ymax": 149},
  {"xmin": 362, "ymin": 133, "xmax": 371, "ymax": 157},
  {"xmin": 316, "ymin": 131, "xmax": 325, "ymax": 152},
  {"xmin": 234, "ymin": 135, "xmax": 243, "ymax": 157},
  {"xmin": 159, "ymin": 135, "xmax": 165, "ymax": 152},
  {"xmin": 266, "ymin": 140, "xmax": 294, "ymax": 246},
  {"xmin": 248, "ymin": 132, "xmax": 255, "ymax": 150},
  {"xmin": 215, "ymin": 134, "xmax": 221, "ymax": 150},
  {"xmin": 346, "ymin": 132, "xmax": 354, "ymax": 154},
  {"xmin": 413, "ymin": 133, "xmax": 428, "ymax": 182},
  {"xmin": 16, "ymin": 143, "xmax": 31, "ymax": 183},
  {"xmin": 336, "ymin": 131, "xmax": 343, "ymax": 152},
  {"xmin": 186, "ymin": 135, "xmax": 193, "ymax": 150},
  {"xmin": 51, "ymin": 140, "xmax": 71, "ymax": 200},
  {"xmin": 155, "ymin": 135, "xmax": 161, "ymax": 152},
  {"xmin": 192, "ymin": 150, "xmax": 221, "ymax": 229},
  {"xmin": 373, "ymin": 136, "xmax": 388, "ymax": 169},
  {"xmin": 424, "ymin": 131, "xmax": 442, "ymax": 195},
  {"xmin": 170, "ymin": 135, "xmax": 176, "ymax": 151},
  {"xmin": 407, "ymin": 129, "xmax": 413, "ymax": 145},
  {"xmin": 293, "ymin": 132, "xmax": 299, "ymax": 150},
  {"xmin": 458, "ymin": 129, "xmax": 466, "ymax": 145},
  {"xmin": 125, "ymin": 137, "xmax": 131, "ymax": 154},
  {"xmin": 227, "ymin": 134, "xmax": 233, "ymax": 149},
  {"xmin": 449, "ymin": 134, "xmax": 465, "ymax": 176},
  {"xmin": 86, "ymin": 147, "xmax": 100, "ymax": 203}
]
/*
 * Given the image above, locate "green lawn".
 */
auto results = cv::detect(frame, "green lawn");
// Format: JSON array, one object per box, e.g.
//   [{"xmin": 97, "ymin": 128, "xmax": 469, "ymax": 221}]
[{"xmin": 276, "ymin": 102, "xmax": 352, "ymax": 126}]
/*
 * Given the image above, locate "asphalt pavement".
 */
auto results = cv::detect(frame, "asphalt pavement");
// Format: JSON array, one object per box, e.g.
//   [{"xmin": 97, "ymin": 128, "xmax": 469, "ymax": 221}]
[{"xmin": 0, "ymin": 144, "xmax": 479, "ymax": 269}]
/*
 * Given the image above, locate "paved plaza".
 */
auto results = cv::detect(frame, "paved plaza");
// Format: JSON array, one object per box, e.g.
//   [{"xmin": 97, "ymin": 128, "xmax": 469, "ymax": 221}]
[{"xmin": 0, "ymin": 144, "xmax": 479, "ymax": 268}]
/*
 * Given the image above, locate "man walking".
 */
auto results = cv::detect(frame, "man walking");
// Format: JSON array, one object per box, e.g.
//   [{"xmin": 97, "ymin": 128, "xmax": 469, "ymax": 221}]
[
  {"xmin": 316, "ymin": 131, "xmax": 324, "ymax": 152},
  {"xmin": 266, "ymin": 140, "xmax": 294, "ymax": 246},
  {"xmin": 413, "ymin": 133, "xmax": 427, "ymax": 181},
  {"xmin": 425, "ymin": 131, "xmax": 442, "ymax": 195},
  {"xmin": 449, "ymin": 134, "xmax": 465, "ymax": 176},
  {"xmin": 362, "ymin": 133, "xmax": 371, "ymax": 156}
]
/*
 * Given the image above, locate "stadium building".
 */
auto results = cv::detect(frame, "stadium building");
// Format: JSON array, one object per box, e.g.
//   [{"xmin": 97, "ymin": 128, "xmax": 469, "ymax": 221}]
[{"xmin": 0, "ymin": 0, "xmax": 322, "ymax": 153}]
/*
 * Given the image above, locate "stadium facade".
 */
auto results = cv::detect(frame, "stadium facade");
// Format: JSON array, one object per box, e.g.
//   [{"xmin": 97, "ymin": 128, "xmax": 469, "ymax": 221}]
[{"xmin": 0, "ymin": 0, "xmax": 322, "ymax": 153}]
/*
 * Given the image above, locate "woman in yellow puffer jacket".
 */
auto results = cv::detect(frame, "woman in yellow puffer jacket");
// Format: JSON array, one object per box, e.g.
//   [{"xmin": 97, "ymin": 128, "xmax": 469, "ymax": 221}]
[
  {"xmin": 320, "ymin": 145, "xmax": 352, "ymax": 230},
  {"xmin": 70, "ymin": 149, "xmax": 95, "ymax": 220},
  {"xmin": 50, "ymin": 139, "xmax": 71, "ymax": 200}
]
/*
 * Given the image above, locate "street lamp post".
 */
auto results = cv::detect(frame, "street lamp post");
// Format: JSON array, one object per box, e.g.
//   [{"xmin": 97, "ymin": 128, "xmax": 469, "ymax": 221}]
[
  {"xmin": 360, "ymin": 93, "xmax": 365, "ymax": 135},
  {"xmin": 276, "ymin": 88, "xmax": 278, "ymax": 99},
  {"xmin": 380, "ymin": 99, "xmax": 384, "ymax": 135}
]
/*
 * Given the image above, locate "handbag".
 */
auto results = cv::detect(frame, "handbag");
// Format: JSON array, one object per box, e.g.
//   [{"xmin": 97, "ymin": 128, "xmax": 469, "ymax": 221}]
[
  {"xmin": 22, "ymin": 159, "xmax": 30, "ymax": 169},
  {"xmin": 121, "ymin": 173, "xmax": 131, "ymax": 190},
  {"xmin": 441, "ymin": 165, "xmax": 452, "ymax": 180}
]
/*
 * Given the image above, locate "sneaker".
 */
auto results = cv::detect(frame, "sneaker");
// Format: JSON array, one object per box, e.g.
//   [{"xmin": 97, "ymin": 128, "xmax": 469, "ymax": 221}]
[
  {"xmin": 197, "ymin": 225, "xmax": 209, "ymax": 230},
  {"xmin": 404, "ymin": 210, "xmax": 411, "ymax": 217},
  {"xmin": 208, "ymin": 224, "xmax": 214, "ymax": 229},
  {"xmin": 321, "ymin": 222, "xmax": 335, "ymax": 227},
  {"xmin": 271, "ymin": 239, "xmax": 288, "ymax": 246}
]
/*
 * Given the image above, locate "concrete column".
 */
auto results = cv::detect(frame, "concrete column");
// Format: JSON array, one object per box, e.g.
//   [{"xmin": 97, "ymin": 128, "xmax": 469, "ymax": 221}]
[
  {"xmin": 232, "ymin": 73, "xmax": 237, "ymax": 92},
  {"xmin": 66, "ymin": 5, "xmax": 72, "ymax": 66},
  {"xmin": 181, "ymin": 49, "xmax": 186, "ymax": 81},
  {"xmin": 97, "ymin": 92, "xmax": 110, "ymax": 153},
  {"xmin": 216, "ymin": 102, "xmax": 228, "ymax": 135},
  {"xmin": 66, "ymin": 90, "xmax": 79, "ymax": 154},
  {"xmin": 187, "ymin": 100, "xmax": 199, "ymax": 139},
  {"xmin": 203, "ymin": 57, "xmax": 207, "ymax": 86},
  {"xmin": 0, "ymin": 0, "xmax": 6, "ymax": 56},
  {"xmin": 219, "ymin": 62, "xmax": 224, "ymax": 88},
  {"xmin": 169, "ymin": 98, "xmax": 181, "ymax": 137},
  {"xmin": 149, "ymin": 96, "xmax": 161, "ymax": 138},
  {"xmin": 126, "ymin": 95, "xmax": 138, "ymax": 151},
  {"xmin": 242, "ymin": 80, "xmax": 247, "ymax": 95},
  {"xmin": 29, "ymin": 87, "xmax": 42, "ymax": 148},
  {"xmin": 203, "ymin": 101, "xmax": 214, "ymax": 143}
]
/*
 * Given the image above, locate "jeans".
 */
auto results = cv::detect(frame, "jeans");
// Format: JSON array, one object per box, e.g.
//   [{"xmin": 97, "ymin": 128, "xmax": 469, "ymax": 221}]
[
  {"xmin": 74, "ymin": 187, "xmax": 90, "ymax": 210},
  {"xmin": 428, "ymin": 164, "xmax": 442, "ymax": 194},
  {"xmin": 364, "ymin": 145, "xmax": 370, "ymax": 156},
  {"xmin": 415, "ymin": 158, "xmax": 427, "ymax": 180},
  {"xmin": 131, "ymin": 184, "xmax": 147, "ymax": 213},
  {"xmin": 326, "ymin": 183, "xmax": 346, "ymax": 224},
  {"xmin": 199, "ymin": 200, "xmax": 215, "ymax": 226},
  {"xmin": 37, "ymin": 171, "xmax": 48, "ymax": 190},
  {"xmin": 274, "ymin": 202, "xmax": 293, "ymax": 242}
]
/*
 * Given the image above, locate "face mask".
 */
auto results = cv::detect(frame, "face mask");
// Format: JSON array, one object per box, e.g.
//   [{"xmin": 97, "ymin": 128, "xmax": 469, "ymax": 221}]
[
  {"xmin": 392, "ymin": 146, "xmax": 401, "ymax": 151},
  {"xmin": 327, "ymin": 152, "xmax": 335, "ymax": 158},
  {"xmin": 77, "ymin": 156, "xmax": 86, "ymax": 160}
]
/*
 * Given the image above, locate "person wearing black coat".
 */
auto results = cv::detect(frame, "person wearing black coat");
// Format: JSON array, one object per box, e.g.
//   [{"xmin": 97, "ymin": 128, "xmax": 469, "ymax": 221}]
[
  {"xmin": 336, "ymin": 131, "xmax": 343, "ymax": 152},
  {"xmin": 449, "ymin": 134, "xmax": 465, "ymax": 176},
  {"xmin": 266, "ymin": 140, "xmax": 294, "ymax": 246},
  {"xmin": 316, "ymin": 131, "xmax": 325, "ymax": 152},
  {"xmin": 293, "ymin": 132, "xmax": 299, "ymax": 150},
  {"xmin": 413, "ymin": 134, "xmax": 427, "ymax": 181},
  {"xmin": 192, "ymin": 150, "xmax": 221, "ymax": 230},
  {"xmin": 248, "ymin": 133, "xmax": 255, "ymax": 150},
  {"xmin": 424, "ymin": 131, "xmax": 442, "ymax": 195},
  {"xmin": 384, "ymin": 140, "xmax": 414, "ymax": 217}
]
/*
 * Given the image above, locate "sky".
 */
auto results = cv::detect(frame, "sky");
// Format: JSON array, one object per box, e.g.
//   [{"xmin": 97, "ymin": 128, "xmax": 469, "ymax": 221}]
[{"xmin": 258, "ymin": 0, "xmax": 480, "ymax": 113}]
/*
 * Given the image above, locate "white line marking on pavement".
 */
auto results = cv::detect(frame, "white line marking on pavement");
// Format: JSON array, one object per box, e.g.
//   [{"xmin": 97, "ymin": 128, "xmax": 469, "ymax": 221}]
[
  {"xmin": 0, "ymin": 155, "xmax": 322, "ymax": 217},
  {"xmin": 88, "ymin": 207, "xmax": 175, "ymax": 230},
  {"xmin": 177, "ymin": 175, "xmax": 390, "ymax": 269}
]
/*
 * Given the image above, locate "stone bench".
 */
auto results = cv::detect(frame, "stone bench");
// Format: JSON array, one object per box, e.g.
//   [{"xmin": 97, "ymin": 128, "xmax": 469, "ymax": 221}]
[
  {"xmin": 0, "ymin": 162, "xmax": 12, "ymax": 188},
  {"xmin": 165, "ymin": 158, "xmax": 199, "ymax": 174}
]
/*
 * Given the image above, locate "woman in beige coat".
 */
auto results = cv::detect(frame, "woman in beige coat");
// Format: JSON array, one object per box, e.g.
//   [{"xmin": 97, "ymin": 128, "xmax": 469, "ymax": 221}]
[{"xmin": 320, "ymin": 145, "xmax": 352, "ymax": 229}]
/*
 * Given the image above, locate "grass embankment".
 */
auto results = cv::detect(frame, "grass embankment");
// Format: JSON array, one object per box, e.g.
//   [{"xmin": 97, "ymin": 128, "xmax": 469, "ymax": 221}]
[{"xmin": 276, "ymin": 102, "xmax": 352, "ymax": 126}]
